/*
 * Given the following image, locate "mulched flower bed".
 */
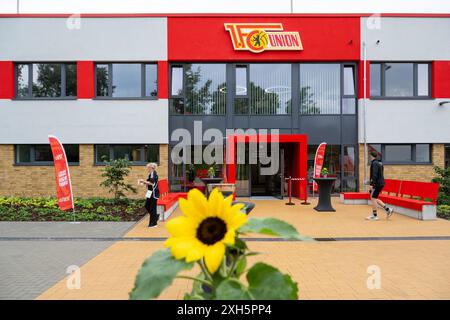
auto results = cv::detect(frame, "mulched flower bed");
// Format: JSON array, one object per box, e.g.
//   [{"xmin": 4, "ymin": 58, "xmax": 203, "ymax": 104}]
[{"xmin": 0, "ymin": 197, "xmax": 148, "ymax": 222}]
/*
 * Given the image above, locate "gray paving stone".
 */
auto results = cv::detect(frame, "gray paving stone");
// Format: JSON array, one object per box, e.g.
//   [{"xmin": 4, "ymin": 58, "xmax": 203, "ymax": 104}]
[{"xmin": 0, "ymin": 221, "xmax": 137, "ymax": 300}]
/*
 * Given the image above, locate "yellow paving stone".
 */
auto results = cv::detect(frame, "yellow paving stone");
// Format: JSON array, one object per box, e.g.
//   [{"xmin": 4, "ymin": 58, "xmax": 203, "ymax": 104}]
[
  {"xmin": 126, "ymin": 198, "xmax": 450, "ymax": 239},
  {"xmin": 36, "ymin": 198, "xmax": 450, "ymax": 300}
]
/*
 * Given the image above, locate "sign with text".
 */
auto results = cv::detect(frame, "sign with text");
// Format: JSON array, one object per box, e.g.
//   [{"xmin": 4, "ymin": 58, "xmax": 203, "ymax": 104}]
[
  {"xmin": 313, "ymin": 142, "xmax": 327, "ymax": 193},
  {"xmin": 224, "ymin": 23, "xmax": 303, "ymax": 53},
  {"xmin": 48, "ymin": 135, "xmax": 74, "ymax": 211}
]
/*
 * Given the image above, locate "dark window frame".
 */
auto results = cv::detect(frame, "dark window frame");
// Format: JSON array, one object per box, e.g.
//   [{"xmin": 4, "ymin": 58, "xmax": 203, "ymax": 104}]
[
  {"xmin": 94, "ymin": 144, "xmax": 160, "ymax": 166},
  {"xmin": 368, "ymin": 143, "xmax": 432, "ymax": 165},
  {"xmin": 14, "ymin": 62, "xmax": 77, "ymax": 100},
  {"xmin": 370, "ymin": 62, "xmax": 432, "ymax": 99},
  {"xmin": 14, "ymin": 144, "xmax": 80, "ymax": 166},
  {"xmin": 94, "ymin": 62, "xmax": 158, "ymax": 100}
]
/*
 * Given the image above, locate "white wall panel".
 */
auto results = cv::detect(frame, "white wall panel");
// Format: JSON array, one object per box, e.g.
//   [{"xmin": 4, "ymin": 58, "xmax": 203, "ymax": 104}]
[
  {"xmin": 0, "ymin": 17, "xmax": 167, "ymax": 61},
  {"xmin": 358, "ymin": 99, "xmax": 450, "ymax": 143},
  {"xmin": 0, "ymin": 99, "xmax": 168, "ymax": 144},
  {"xmin": 361, "ymin": 17, "xmax": 450, "ymax": 60}
]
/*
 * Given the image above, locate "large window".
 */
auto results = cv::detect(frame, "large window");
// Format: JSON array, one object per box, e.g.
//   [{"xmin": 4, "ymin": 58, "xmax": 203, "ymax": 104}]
[
  {"xmin": 368, "ymin": 144, "xmax": 431, "ymax": 164},
  {"xmin": 16, "ymin": 63, "xmax": 77, "ymax": 98},
  {"xmin": 95, "ymin": 63, "xmax": 157, "ymax": 99},
  {"xmin": 15, "ymin": 145, "xmax": 79, "ymax": 165},
  {"xmin": 95, "ymin": 144, "xmax": 159, "ymax": 165},
  {"xmin": 234, "ymin": 64, "xmax": 291, "ymax": 115},
  {"xmin": 300, "ymin": 64, "xmax": 356, "ymax": 114},
  {"xmin": 445, "ymin": 145, "xmax": 450, "ymax": 168},
  {"xmin": 170, "ymin": 64, "xmax": 226, "ymax": 115},
  {"xmin": 370, "ymin": 62, "xmax": 430, "ymax": 98}
]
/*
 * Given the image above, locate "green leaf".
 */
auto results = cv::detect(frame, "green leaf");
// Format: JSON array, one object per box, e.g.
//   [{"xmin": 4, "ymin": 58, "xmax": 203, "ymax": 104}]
[
  {"xmin": 239, "ymin": 217, "xmax": 314, "ymax": 241},
  {"xmin": 235, "ymin": 256, "xmax": 247, "ymax": 277},
  {"xmin": 247, "ymin": 263, "xmax": 298, "ymax": 300},
  {"xmin": 129, "ymin": 249, "xmax": 194, "ymax": 300},
  {"xmin": 215, "ymin": 279, "xmax": 252, "ymax": 300}
]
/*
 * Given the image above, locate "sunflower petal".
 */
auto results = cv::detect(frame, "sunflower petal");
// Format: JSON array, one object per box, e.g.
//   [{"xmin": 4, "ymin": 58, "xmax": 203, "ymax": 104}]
[
  {"xmin": 166, "ymin": 216, "xmax": 197, "ymax": 237},
  {"xmin": 229, "ymin": 212, "xmax": 248, "ymax": 230},
  {"xmin": 185, "ymin": 241, "xmax": 206, "ymax": 262},
  {"xmin": 186, "ymin": 189, "xmax": 209, "ymax": 218},
  {"xmin": 207, "ymin": 188, "xmax": 224, "ymax": 218},
  {"xmin": 222, "ymin": 230, "xmax": 236, "ymax": 245},
  {"xmin": 204, "ymin": 243, "xmax": 225, "ymax": 274},
  {"xmin": 179, "ymin": 198, "xmax": 205, "ymax": 222}
]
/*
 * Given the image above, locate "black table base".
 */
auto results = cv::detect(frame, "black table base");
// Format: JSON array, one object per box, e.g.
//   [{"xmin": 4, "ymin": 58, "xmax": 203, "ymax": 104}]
[{"xmin": 313, "ymin": 178, "xmax": 336, "ymax": 212}]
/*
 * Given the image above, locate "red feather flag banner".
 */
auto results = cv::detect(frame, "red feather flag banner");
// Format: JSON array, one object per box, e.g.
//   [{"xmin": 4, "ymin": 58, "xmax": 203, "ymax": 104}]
[
  {"xmin": 313, "ymin": 142, "xmax": 327, "ymax": 193},
  {"xmin": 48, "ymin": 135, "xmax": 74, "ymax": 211}
]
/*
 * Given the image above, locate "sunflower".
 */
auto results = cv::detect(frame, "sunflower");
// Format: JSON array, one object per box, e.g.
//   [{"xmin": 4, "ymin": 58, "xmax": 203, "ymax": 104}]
[{"xmin": 164, "ymin": 188, "xmax": 247, "ymax": 274}]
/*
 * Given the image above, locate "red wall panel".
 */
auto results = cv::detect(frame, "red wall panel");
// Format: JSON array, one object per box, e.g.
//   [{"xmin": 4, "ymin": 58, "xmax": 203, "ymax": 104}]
[
  {"xmin": 77, "ymin": 61, "xmax": 94, "ymax": 99},
  {"xmin": 168, "ymin": 17, "xmax": 360, "ymax": 61},
  {"xmin": 0, "ymin": 61, "xmax": 14, "ymax": 99},
  {"xmin": 158, "ymin": 61, "xmax": 168, "ymax": 99},
  {"xmin": 432, "ymin": 61, "xmax": 450, "ymax": 98}
]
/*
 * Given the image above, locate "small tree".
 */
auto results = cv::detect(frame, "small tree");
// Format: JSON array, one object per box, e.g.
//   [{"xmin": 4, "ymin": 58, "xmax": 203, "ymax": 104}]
[
  {"xmin": 100, "ymin": 158, "xmax": 137, "ymax": 200},
  {"xmin": 432, "ymin": 166, "xmax": 450, "ymax": 205}
]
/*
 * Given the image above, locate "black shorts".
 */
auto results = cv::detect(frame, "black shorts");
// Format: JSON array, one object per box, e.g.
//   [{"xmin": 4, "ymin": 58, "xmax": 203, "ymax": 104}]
[{"xmin": 371, "ymin": 186, "xmax": 383, "ymax": 199}]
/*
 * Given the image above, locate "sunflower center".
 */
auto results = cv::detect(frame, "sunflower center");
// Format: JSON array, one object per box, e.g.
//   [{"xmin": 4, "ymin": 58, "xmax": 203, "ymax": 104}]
[{"xmin": 196, "ymin": 217, "xmax": 227, "ymax": 245}]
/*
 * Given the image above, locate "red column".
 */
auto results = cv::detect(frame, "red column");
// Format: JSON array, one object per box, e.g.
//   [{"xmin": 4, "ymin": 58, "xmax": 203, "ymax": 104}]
[
  {"xmin": 77, "ymin": 61, "xmax": 94, "ymax": 99},
  {"xmin": 0, "ymin": 61, "xmax": 15, "ymax": 99},
  {"xmin": 358, "ymin": 60, "xmax": 370, "ymax": 99},
  {"xmin": 432, "ymin": 61, "xmax": 450, "ymax": 98},
  {"xmin": 158, "ymin": 61, "xmax": 168, "ymax": 99}
]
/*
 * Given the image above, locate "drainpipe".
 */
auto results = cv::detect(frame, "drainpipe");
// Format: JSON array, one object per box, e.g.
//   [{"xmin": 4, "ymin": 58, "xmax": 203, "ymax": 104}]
[{"xmin": 362, "ymin": 41, "xmax": 367, "ymax": 191}]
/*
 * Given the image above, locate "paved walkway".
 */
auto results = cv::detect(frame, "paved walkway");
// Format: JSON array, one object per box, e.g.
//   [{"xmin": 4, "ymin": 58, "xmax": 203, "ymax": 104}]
[
  {"xmin": 36, "ymin": 198, "xmax": 450, "ymax": 300},
  {"xmin": 0, "ymin": 222, "xmax": 135, "ymax": 300}
]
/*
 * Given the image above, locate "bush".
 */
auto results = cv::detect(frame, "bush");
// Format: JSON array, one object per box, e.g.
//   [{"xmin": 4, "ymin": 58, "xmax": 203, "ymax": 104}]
[
  {"xmin": 0, "ymin": 196, "xmax": 146, "ymax": 222},
  {"xmin": 432, "ymin": 166, "xmax": 450, "ymax": 205},
  {"xmin": 437, "ymin": 205, "xmax": 450, "ymax": 220},
  {"xmin": 100, "ymin": 158, "xmax": 137, "ymax": 200}
]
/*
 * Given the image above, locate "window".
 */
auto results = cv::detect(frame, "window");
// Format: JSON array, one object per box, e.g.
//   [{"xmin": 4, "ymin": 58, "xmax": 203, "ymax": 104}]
[
  {"xmin": 95, "ymin": 144, "xmax": 159, "ymax": 165},
  {"xmin": 368, "ymin": 144, "xmax": 432, "ymax": 164},
  {"xmin": 95, "ymin": 63, "xmax": 157, "ymax": 99},
  {"xmin": 370, "ymin": 62, "xmax": 430, "ymax": 98},
  {"xmin": 15, "ymin": 145, "xmax": 79, "ymax": 165},
  {"xmin": 169, "ymin": 64, "xmax": 226, "ymax": 115},
  {"xmin": 234, "ymin": 64, "xmax": 291, "ymax": 115},
  {"xmin": 15, "ymin": 63, "xmax": 77, "ymax": 99},
  {"xmin": 300, "ymin": 64, "xmax": 341, "ymax": 114},
  {"xmin": 342, "ymin": 65, "xmax": 357, "ymax": 114},
  {"xmin": 249, "ymin": 64, "xmax": 291, "ymax": 115}
]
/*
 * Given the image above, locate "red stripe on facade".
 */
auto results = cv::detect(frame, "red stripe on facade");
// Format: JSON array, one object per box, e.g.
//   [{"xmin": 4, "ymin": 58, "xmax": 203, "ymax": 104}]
[
  {"xmin": 1, "ymin": 13, "xmax": 450, "ymax": 18},
  {"xmin": 77, "ymin": 61, "xmax": 95, "ymax": 99},
  {"xmin": 432, "ymin": 61, "xmax": 450, "ymax": 98},
  {"xmin": 358, "ymin": 60, "xmax": 370, "ymax": 99},
  {"xmin": 158, "ymin": 61, "xmax": 168, "ymax": 99},
  {"xmin": 0, "ymin": 61, "xmax": 14, "ymax": 99},
  {"xmin": 168, "ymin": 17, "xmax": 360, "ymax": 61}
]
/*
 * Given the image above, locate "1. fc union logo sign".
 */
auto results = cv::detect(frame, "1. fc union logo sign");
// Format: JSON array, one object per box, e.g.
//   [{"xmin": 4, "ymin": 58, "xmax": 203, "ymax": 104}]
[{"xmin": 224, "ymin": 23, "xmax": 303, "ymax": 53}]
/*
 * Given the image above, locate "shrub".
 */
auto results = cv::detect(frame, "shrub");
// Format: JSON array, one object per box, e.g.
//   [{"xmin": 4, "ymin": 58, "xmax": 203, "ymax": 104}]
[
  {"xmin": 437, "ymin": 205, "xmax": 450, "ymax": 220},
  {"xmin": 100, "ymin": 158, "xmax": 137, "ymax": 200},
  {"xmin": 432, "ymin": 166, "xmax": 450, "ymax": 205}
]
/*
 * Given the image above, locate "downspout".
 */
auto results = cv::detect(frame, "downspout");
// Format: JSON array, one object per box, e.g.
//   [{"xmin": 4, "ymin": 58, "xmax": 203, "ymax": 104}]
[{"xmin": 362, "ymin": 41, "xmax": 367, "ymax": 191}]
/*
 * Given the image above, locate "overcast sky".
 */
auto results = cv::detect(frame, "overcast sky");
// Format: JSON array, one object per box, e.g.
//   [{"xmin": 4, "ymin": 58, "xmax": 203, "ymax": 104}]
[{"xmin": 1, "ymin": 0, "xmax": 449, "ymax": 14}]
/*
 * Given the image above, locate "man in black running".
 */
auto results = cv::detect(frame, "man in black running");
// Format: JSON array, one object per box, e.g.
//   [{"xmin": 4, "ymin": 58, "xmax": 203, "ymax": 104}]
[{"xmin": 366, "ymin": 151, "xmax": 394, "ymax": 221}]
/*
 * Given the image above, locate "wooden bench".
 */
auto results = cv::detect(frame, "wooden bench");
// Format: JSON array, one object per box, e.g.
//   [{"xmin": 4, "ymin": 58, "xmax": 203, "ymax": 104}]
[{"xmin": 340, "ymin": 179, "xmax": 439, "ymax": 220}]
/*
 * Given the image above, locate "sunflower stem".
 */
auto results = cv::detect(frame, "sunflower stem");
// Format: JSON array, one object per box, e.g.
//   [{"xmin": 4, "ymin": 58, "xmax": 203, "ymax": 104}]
[
  {"xmin": 176, "ymin": 275, "xmax": 212, "ymax": 287},
  {"xmin": 199, "ymin": 259, "xmax": 213, "ymax": 283}
]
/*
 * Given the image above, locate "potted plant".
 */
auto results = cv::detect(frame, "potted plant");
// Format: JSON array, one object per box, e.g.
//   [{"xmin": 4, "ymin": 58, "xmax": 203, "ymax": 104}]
[
  {"xmin": 321, "ymin": 167, "xmax": 329, "ymax": 178},
  {"xmin": 207, "ymin": 165, "xmax": 215, "ymax": 178}
]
